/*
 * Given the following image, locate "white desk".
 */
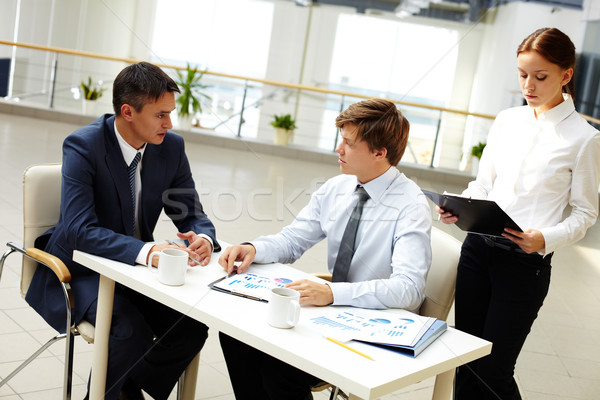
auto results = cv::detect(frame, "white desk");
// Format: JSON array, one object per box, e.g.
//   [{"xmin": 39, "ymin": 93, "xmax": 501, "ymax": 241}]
[{"xmin": 73, "ymin": 249, "xmax": 491, "ymax": 400}]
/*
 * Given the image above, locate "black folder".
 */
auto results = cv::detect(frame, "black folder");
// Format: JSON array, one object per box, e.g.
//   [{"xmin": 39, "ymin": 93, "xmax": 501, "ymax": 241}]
[{"xmin": 422, "ymin": 190, "xmax": 522, "ymax": 237}]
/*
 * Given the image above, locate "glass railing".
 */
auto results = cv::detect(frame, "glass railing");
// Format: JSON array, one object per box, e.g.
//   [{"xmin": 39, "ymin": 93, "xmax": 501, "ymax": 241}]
[{"xmin": 1, "ymin": 39, "xmax": 504, "ymax": 174}]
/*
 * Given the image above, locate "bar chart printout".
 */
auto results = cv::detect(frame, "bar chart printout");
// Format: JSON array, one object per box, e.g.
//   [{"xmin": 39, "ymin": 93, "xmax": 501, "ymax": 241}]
[
  {"xmin": 211, "ymin": 272, "xmax": 293, "ymax": 301},
  {"xmin": 308, "ymin": 308, "xmax": 435, "ymax": 347}
]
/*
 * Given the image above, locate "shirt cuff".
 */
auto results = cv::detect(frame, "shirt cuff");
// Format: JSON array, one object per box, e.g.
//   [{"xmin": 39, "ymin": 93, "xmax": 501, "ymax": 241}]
[
  {"xmin": 248, "ymin": 241, "xmax": 267, "ymax": 263},
  {"xmin": 136, "ymin": 242, "xmax": 155, "ymax": 266},
  {"xmin": 328, "ymin": 282, "xmax": 353, "ymax": 306},
  {"xmin": 197, "ymin": 234, "xmax": 214, "ymax": 252}
]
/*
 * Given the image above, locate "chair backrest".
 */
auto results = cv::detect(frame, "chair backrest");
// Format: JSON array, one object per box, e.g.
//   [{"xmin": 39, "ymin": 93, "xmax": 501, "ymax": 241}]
[
  {"xmin": 21, "ymin": 163, "xmax": 62, "ymax": 298},
  {"xmin": 418, "ymin": 227, "xmax": 462, "ymax": 321}
]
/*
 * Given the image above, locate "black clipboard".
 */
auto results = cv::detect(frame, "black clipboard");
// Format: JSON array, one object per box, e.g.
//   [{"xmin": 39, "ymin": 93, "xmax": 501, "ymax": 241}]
[{"xmin": 422, "ymin": 189, "xmax": 522, "ymax": 237}]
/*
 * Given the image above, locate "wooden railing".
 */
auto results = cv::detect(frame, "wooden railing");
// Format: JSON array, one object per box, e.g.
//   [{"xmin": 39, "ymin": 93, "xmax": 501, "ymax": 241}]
[{"xmin": 0, "ymin": 40, "xmax": 495, "ymax": 120}]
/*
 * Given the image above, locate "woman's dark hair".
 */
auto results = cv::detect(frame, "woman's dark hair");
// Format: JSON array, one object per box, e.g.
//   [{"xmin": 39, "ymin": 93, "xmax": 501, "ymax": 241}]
[
  {"xmin": 335, "ymin": 98, "xmax": 409, "ymax": 166},
  {"xmin": 517, "ymin": 27, "xmax": 576, "ymax": 99},
  {"xmin": 112, "ymin": 62, "xmax": 180, "ymax": 116}
]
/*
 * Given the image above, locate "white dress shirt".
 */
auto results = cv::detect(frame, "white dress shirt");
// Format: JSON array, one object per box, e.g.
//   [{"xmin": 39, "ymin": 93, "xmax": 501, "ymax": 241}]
[
  {"xmin": 252, "ymin": 167, "xmax": 432, "ymax": 310},
  {"xmin": 464, "ymin": 95, "xmax": 600, "ymax": 255}
]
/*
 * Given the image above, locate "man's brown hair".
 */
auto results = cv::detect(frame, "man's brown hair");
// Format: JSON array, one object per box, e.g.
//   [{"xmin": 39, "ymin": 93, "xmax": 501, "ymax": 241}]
[{"xmin": 335, "ymin": 98, "xmax": 409, "ymax": 166}]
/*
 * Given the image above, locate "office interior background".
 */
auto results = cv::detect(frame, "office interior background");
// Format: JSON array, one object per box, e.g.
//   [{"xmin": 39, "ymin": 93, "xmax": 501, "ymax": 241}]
[{"xmin": 1, "ymin": 0, "xmax": 600, "ymax": 399}]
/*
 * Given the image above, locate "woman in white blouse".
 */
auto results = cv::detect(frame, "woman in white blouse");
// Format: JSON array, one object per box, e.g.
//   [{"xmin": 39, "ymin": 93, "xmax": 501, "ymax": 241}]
[{"xmin": 440, "ymin": 27, "xmax": 600, "ymax": 400}]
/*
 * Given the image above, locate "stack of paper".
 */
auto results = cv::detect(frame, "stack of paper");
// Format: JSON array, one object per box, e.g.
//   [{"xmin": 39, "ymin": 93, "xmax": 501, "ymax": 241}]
[{"xmin": 308, "ymin": 307, "xmax": 447, "ymax": 357}]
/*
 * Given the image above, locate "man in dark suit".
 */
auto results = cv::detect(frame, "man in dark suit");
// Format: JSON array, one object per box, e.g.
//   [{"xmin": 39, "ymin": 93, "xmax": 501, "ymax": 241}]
[{"xmin": 26, "ymin": 62, "xmax": 219, "ymax": 400}]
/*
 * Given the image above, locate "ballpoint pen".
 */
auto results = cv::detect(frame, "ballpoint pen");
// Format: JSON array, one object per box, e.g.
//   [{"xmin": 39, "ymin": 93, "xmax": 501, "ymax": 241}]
[{"xmin": 165, "ymin": 240, "xmax": 199, "ymax": 265}]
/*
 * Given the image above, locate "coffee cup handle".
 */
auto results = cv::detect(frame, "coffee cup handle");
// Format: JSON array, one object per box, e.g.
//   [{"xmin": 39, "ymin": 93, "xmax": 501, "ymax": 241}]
[
  {"xmin": 287, "ymin": 300, "xmax": 300, "ymax": 327},
  {"xmin": 148, "ymin": 251, "xmax": 161, "ymax": 271}
]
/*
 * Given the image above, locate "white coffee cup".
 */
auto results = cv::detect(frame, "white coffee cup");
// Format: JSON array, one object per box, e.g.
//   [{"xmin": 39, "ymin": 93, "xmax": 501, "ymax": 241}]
[
  {"xmin": 267, "ymin": 287, "xmax": 301, "ymax": 329},
  {"xmin": 147, "ymin": 248, "xmax": 188, "ymax": 286}
]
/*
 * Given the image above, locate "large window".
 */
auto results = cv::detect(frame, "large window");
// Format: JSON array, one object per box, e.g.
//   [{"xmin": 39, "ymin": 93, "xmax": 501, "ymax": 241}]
[
  {"xmin": 329, "ymin": 14, "xmax": 460, "ymax": 165},
  {"xmin": 152, "ymin": 0, "xmax": 274, "ymax": 78}
]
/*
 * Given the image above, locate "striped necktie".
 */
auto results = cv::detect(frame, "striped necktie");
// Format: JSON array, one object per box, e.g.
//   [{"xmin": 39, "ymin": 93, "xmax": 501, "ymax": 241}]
[
  {"xmin": 128, "ymin": 152, "xmax": 141, "ymax": 233},
  {"xmin": 331, "ymin": 186, "xmax": 369, "ymax": 282}
]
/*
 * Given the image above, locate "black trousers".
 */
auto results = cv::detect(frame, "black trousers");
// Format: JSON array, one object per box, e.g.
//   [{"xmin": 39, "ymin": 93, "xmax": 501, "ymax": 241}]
[
  {"xmin": 85, "ymin": 284, "xmax": 208, "ymax": 400},
  {"xmin": 455, "ymin": 234, "xmax": 552, "ymax": 400},
  {"xmin": 219, "ymin": 332, "xmax": 321, "ymax": 400}
]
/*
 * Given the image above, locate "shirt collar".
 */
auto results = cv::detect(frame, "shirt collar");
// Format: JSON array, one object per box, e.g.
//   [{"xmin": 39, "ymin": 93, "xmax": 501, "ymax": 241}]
[
  {"xmin": 534, "ymin": 94, "xmax": 576, "ymax": 126},
  {"xmin": 359, "ymin": 167, "xmax": 400, "ymax": 202},
  {"xmin": 114, "ymin": 120, "xmax": 146, "ymax": 166}
]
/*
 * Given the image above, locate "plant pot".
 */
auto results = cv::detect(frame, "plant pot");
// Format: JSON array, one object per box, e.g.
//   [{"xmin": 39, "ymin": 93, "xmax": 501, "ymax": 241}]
[
  {"xmin": 471, "ymin": 156, "xmax": 480, "ymax": 175},
  {"xmin": 274, "ymin": 128, "xmax": 293, "ymax": 146},
  {"xmin": 82, "ymin": 100, "xmax": 97, "ymax": 115},
  {"xmin": 177, "ymin": 115, "xmax": 193, "ymax": 131}
]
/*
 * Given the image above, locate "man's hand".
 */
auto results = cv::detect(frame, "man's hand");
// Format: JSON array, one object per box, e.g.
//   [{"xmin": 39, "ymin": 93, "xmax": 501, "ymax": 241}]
[
  {"xmin": 285, "ymin": 279, "xmax": 333, "ymax": 306},
  {"xmin": 147, "ymin": 238, "xmax": 207, "ymax": 267},
  {"xmin": 503, "ymin": 228, "xmax": 545, "ymax": 254},
  {"xmin": 218, "ymin": 244, "xmax": 256, "ymax": 274},
  {"xmin": 177, "ymin": 231, "xmax": 213, "ymax": 266}
]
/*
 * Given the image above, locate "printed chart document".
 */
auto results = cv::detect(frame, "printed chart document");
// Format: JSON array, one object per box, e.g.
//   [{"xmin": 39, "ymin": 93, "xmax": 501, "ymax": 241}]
[
  {"xmin": 209, "ymin": 271, "xmax": 294, "ymax": 302},
  {"xmin": 422, "ymin": 189, "xmax": 522, "ymax": 237},
  {"xmin": 308, "ymin": 307, "xmax": 447, "ymax": 357}
]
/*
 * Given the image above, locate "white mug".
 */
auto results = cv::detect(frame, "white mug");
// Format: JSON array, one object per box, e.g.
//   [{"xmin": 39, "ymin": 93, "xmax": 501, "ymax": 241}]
[
  {"xmin": 267, "ymin": 287, "xmax": 300, "ymax": 329},
  {"xmin": 147, "ymin": 248, "xmax": 188, "ymax": 286}
]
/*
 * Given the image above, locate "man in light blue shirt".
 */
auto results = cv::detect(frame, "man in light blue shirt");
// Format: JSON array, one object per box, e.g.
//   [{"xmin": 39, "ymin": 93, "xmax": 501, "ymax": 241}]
[{"xmin": 218, "ymin": 98, "xmax": 432, "ymax": 400}]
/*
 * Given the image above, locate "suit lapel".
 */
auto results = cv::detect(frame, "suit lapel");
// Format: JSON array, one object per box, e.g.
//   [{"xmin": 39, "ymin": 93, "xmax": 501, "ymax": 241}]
[
  {"xmin": 103, "ymin": 117, "xmax": 136, "ymax": 236},
  {"xmin": 139, "ymin": 143, "xmax": 167, "ymax": 238}
]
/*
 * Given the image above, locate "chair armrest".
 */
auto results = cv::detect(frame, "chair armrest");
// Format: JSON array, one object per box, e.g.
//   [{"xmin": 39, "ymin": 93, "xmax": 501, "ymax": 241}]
[
  {"xmin": 312, "ymin": 273, "xmax": 332, "ymax": 282},
  {"xmin": 25, "ymin": 248, "xmax": 71, "ymax": 283}
]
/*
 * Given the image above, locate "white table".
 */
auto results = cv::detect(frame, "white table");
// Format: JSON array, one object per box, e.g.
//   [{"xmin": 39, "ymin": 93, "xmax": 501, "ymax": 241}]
[{"xmin": 73, "ymin": 249, "xmax": 491, "ymax": 400}]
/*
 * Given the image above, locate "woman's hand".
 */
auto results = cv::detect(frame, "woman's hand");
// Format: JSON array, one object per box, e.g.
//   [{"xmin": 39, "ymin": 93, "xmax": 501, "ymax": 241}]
[
  {"xmin": 503, "ymin": 228, "xmax": 545, "ymax": 254},
  {"xmin": 436, "ymin": 206, "xmax": 458, "ymax": 224}
]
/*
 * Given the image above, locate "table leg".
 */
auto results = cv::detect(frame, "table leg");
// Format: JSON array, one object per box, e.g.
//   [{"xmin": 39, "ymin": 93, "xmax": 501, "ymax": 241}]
[
  {"xmin": 177, "ymin": 352, "xmax": 200, "ymax": 400},
  {"xmin": 90, "ymin": 275, "xmax": 115, "ymax": 400},
  {"xmin": 432, "ymin": 369, "xmax": 455, "ymax": 400}
]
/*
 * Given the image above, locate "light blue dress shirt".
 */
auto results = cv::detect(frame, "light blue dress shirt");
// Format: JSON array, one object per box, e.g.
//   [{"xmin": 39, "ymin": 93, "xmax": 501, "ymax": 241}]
[{"xmin": 252, "ymin": 167, "xmax": 432, "ymax": 310}]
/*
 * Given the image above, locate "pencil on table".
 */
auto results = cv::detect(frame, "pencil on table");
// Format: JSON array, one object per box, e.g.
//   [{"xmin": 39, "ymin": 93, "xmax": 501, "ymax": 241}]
[{"xmin": 326, "ymin": 336, "xmax": 374, "ymax": 361}]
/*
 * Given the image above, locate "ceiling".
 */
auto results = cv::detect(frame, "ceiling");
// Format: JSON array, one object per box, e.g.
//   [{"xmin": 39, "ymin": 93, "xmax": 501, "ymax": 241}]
[{"xmin": 293, "ymin": 0, "xmax": 583, "ymax": 23}]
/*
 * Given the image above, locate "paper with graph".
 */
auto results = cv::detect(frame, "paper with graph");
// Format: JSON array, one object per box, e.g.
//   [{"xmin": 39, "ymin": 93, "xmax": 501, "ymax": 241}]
[{"xmin": 309, "ymin": 307, "xmax": 436, "ymax": 347}]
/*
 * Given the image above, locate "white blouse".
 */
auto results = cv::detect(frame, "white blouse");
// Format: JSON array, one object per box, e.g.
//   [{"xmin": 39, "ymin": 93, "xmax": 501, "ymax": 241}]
[{"xmin": 464, "ymin": 96, "xmax": 600, "ymax": 255}]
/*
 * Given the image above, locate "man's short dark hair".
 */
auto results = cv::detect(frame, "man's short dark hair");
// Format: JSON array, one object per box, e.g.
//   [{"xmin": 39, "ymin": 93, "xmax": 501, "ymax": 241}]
[
  {"xmin": 112, "ymin": 62, "xmax": 180, "ymax": 116},
  {"xmin": 335, "ymin": 98, "xmax": 410, "ymax": 166}
]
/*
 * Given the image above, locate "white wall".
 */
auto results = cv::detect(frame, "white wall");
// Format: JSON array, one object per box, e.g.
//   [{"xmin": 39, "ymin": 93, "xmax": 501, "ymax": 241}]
[{"xmin": 469, "ymin": 2, "xmax": 584, "ymax": 116}]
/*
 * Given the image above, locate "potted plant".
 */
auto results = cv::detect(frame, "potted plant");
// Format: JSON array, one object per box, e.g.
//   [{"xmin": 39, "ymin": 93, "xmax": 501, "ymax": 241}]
[
  {"xmin": 470, "ymin": 141, "xmax": 486, "ymax": 174},
  {"xmin": 271, "ymin": 114, "xmax": 297, "ymax": 146},
  {"xmin": 80, "ymin": 76, "xmax": 104, "ymax": 115},
  {"xmin": 174, "ymin": 63, "xmax": 211, "ymax": 130}
]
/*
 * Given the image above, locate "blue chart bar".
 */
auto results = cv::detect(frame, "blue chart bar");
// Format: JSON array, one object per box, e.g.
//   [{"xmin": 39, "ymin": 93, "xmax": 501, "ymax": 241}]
[
  {"xmin": 310, "ymin": 316, "xmax": 360, "ymax": 332},
  {"xmin": 387, "ymin": 330, "xmax": 404, "ymax": 337}
]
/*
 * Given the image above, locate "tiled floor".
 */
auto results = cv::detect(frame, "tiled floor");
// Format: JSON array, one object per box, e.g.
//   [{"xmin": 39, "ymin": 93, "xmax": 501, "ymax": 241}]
[{"xmin": 0, "ymin": 111, "xmax": 599, "ymax": 399}]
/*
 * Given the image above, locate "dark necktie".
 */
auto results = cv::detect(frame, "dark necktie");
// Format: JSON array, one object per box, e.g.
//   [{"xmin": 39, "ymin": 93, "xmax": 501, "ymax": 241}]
[
  {"xmin": 331, "ymin": 186, "xmax": 370, "ymax": 282},
  {"xmin": 128, "ymin": 152, "xmax": 141, "ymax": 233}
]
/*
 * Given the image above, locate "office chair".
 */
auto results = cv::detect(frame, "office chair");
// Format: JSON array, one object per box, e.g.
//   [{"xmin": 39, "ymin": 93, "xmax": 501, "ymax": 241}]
[
  {"xmin": 310, "ymin": 226, "xmax": 462, "ymax": 400},
  {"xmin": 0, "ymin": 164, "xmax": 199, "ymax": 400}
]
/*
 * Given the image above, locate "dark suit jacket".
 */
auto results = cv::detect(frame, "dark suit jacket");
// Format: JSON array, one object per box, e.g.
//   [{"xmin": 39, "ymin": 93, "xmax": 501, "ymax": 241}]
[{"xmin": 26, "ymin": 114, "xmax": 220, "ymax": 333}]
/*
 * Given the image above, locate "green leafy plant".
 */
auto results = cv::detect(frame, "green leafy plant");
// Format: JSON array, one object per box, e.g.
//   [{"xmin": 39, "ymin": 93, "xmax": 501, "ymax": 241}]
[
  {"xmin": 80, "ymin": 77, "xmax": 104, "ymax": 101},
  {"xmin": 270, "ymin": 114, "xmax": 297, "ymax": 131},
  {"xmin": 471, "ymin": 142, "xmax": 486, "ymax": 160},
  {"xmin": 174, "ymin": 63, "xmax": 211, "ymax": 117}
]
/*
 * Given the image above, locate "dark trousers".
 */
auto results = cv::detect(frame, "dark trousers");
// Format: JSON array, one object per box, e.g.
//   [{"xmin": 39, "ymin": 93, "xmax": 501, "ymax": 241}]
[
  {"xmin": 455, "ymin": 234, "xmax": 551, "ymax": 400},
  {"xmin": 85, "ymin": 284, "xmax": 208, "ymax": 400},
  {"xmin": 219, "ymin": 332, "xmax": 320, "ymax": 400}
]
